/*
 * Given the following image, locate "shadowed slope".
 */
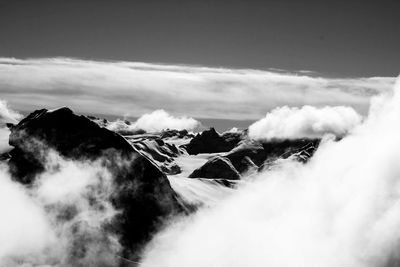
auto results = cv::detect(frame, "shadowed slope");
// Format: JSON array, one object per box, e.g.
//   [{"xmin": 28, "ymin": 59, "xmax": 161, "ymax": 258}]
[{"xmin": 7, "ymin": 107, "xmax": 184, "ymax": 260}]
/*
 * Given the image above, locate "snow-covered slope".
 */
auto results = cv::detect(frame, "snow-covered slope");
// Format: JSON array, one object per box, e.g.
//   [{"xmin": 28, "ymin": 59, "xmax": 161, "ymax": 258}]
[{"xmin": 168, "ymin": 153, "xmax": 239, "ymax": 207}]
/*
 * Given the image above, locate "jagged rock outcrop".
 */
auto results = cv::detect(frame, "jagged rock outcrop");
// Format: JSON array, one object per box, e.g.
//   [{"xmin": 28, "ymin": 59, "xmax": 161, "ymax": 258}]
[
  {"xmin": 221, "ymin": 130, "xmax": 244, "ymax": 145},
  {"xmin": 188, "ymin": 156, "xmax": 241, "ymax": 180},
  {"xmin": 86, "ymin": 115, "xmax": 109, "ymax": 128},
  {"xmin": 261, "ymin": 139, "xmax": 319, "ymax": 163},
  {"xmin": 279, "ymin": 142, "xmax": 318, "ymax": 163},
  {"xmin": 225, "ymin": 139, "xmax": 320, "ymax": 173},
  {"xmin": 130, "ymin": 138, "xmax": 183, "ymax": 174},
  {"xmin": 182, "ymin": 128, "xmax": 319, "ymax": 180},
  {"xmin": 160, "ymin": 129, "xmax": 194, "ymax": 139},
  {"xmin": 225, "ymin": 141, "xmax": 267, "ymax": 173},
  {"xmin": 236, "ymin": 156, "xmax": 258, "ymax": 174},
  {"xmin": 7, "ymin": 107, "xmax": 184, "ymax": 260},
  {"xmin": 183, "ymin": 127, "xmax": 241, "ymax": 155}
]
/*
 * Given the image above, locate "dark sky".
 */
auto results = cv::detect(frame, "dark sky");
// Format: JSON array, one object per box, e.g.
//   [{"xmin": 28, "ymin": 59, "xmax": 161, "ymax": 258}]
[{"xmin": 0, "ymin": 0, "xmax": 399, "ymax": 77}]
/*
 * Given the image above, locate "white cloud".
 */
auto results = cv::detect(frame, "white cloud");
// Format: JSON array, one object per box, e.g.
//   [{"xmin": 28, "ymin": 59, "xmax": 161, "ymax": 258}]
[
  {"xmin": 0, "ymin": 166, "xmax": 53, "ymax": 262},
  {"xmin": 0, "ymin": 57, "xmax": 395, "ymax": 120},
  {"xmin": 105, "ymin": 119, "xmax": 136, "ymax": 133},
  {"xmin": 248, "ymin": 105, "xmax": 362, "ymax": 140},
  {"xmin": 140, "ymin": 78, "xmax": 400, "ymax": 267},
  {"xmin": 133, "ymin": 109, "xmax": 199, "ymax": 132},
  {"xmin": 225, "ymin": 127, "xmax": 240, "ymax": 133},
  {"xmin": 0, "ymin": 152, "xmax": 120, "ymax": 266},
  {"xmin": 106, "ymin": 109, "xmax": 200, "ymax": 132}
]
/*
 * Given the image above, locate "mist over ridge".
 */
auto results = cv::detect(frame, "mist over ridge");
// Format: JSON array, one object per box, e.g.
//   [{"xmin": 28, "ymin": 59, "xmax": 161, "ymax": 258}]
[{"xmin": 140, "ymin": 78, "xmax": 400, "ymax": 267}]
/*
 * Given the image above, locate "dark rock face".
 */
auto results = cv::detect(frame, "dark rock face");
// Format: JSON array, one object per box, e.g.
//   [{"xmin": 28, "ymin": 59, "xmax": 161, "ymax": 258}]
[
  {"xmin": 189, "ymin": 156, "xmax": 241, "ymax": 180},
  {"xmin": 183, "ymin": 130, "xmax": 319, "ymax": 181},
  {"xmin": 221, "ymin": 131, "xmax": 244, "ymax": 145},
  {"xmin": 183, "ymin": 127, "xmax": 241, "ymax": 155},
  {"xmin": 225, "ymin": 141, "xmax": 267, "ymax": 173},
  {"xmin": 86, "ymin": 115, "xmax": 109, "ymax": 128},
  {"xmin": 260, "ymin": 139, "xmax": 319, "ymax": 163},
  {"xmin": 0, "ymin": 152, "xmax": 10, "ymax": 161},
  {"xmin": 7, "ymin": 107, "xmax": 183, "ymax": 259},
  {"xmin": 236, "ymin": 156, "xmax": 258, "ymax": 174},
  {"xmin": 225, "ymin": 139, "xmax": 320, "ymax": 173},
  {"xmin": 8, "ymin": 108, "xmax": 134, "ymax": 182}
]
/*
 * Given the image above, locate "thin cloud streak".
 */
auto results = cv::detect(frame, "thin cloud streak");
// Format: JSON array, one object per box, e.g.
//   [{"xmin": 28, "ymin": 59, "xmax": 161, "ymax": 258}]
[{"xmin": 0, "ymin": 57, "xmax": 395, "ymax": 120}]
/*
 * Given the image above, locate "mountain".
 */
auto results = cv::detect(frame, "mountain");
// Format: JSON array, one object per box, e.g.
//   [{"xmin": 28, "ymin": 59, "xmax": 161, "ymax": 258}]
[
  {"xmin": 188, "ymin": 156, "xmax": 241, "ymax": 180},
  {"xmin": 1, "ymin": 107, "xmax": 321, "ymax": 264},
  {"xmin": 5, "ymin": 107, "xmax": 185, "ymax": 261},
  {"xmin": 183, "ymin": 127, "xmax": 241, "ymax": 154}
]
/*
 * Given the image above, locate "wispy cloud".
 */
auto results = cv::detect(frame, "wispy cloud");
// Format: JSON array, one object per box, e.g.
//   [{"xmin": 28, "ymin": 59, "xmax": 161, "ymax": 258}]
[
  {"xmin": 0, "ymin": 57, "xmax": 395, "ymax": 120},
  {"xmin": 140, "ymin": 78, "xmax": 400, "ymax": 267}
]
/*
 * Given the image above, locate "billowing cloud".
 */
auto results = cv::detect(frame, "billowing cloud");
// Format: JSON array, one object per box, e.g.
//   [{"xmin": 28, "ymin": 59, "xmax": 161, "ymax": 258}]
[
  {"xmin": 132, "ymin": 109, "xmax": 199, "ymax": 132},
  {"xmin": 106, "ymin": 109, "xmax": 200, "ymax": 133},
  {"xmin": 140, "ymin": 78, "xmax": 400, "ymax": 267},
  {"xmin": 0, "ymin": 57, "xmax": 395, "ymax": 120},
  {"xmin": 248, "ymin": 105, "xmax": 362, "ymax": 140}
]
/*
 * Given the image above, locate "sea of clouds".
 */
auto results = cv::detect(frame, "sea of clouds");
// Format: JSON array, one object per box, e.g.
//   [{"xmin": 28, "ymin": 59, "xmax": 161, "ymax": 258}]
[{"xmin": 140, "ymin": 78, "xmax": 400, "ymax": 267}]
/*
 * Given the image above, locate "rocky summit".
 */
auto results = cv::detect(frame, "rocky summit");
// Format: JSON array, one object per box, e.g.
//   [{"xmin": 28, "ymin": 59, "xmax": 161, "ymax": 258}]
[{"xmin": 6, "ymin": 107, "xmax": 184, "ymax": 260}]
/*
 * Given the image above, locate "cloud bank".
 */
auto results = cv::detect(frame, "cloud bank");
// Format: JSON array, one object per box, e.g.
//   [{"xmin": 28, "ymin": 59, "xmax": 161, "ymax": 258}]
[
  {"xmin": 0, "ymin": 57, "xmax": 395, "ymax": 121},
  {"xmin": 140, "ymin": 78, "xmax": 400, "ymax": 267},
  {"xmin": 248, "ymin": 105, "xmax": 362, "ymax": 140},
  {"xmin": 0, "ymin": 151, "xmax": 120, "ymax": 266},
  {"xmin": 107, "ymin": 109, "xmax": 199, "ymax": 133}
]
